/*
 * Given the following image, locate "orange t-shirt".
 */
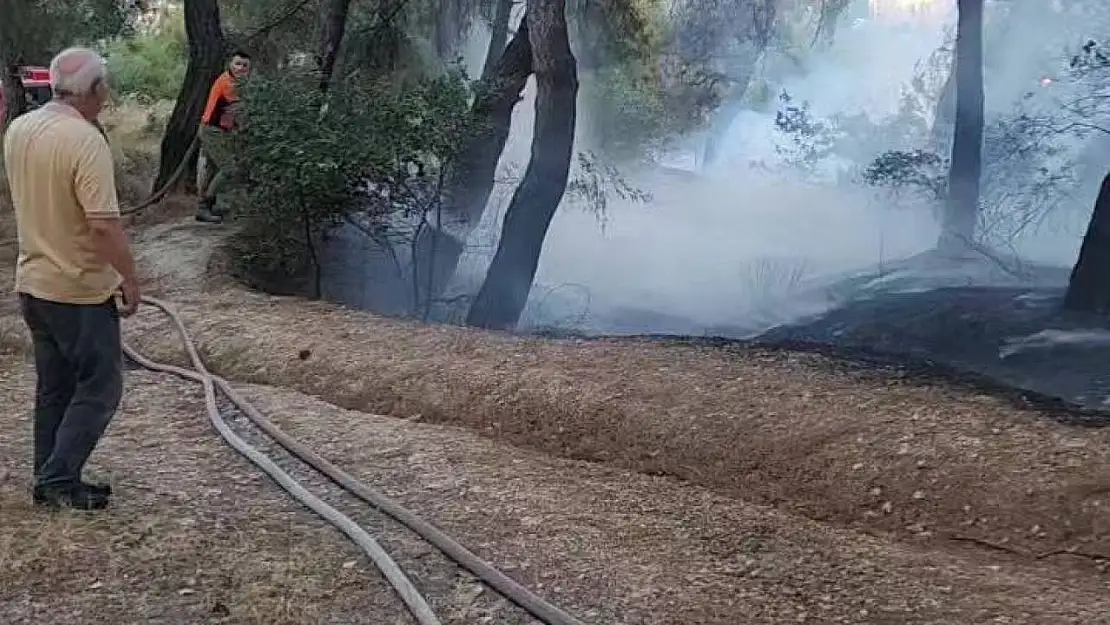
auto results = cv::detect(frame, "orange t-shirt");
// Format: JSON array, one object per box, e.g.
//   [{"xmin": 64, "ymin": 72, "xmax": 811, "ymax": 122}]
[{"xmin": 201, "ymin": 71, "xmax": 239, "ymax": 131}]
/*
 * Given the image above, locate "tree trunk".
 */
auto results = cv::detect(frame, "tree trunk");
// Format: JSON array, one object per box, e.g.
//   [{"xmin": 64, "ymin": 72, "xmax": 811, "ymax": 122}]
[
  {"xmin": 434, "ymin": 0, "xmax": 466, "ymax": 61},
  {"xmin": 931, "ymin": 51, "xmax": 957, "ymax": 153},
  {"xmin": 813, "ymin": 0, "xmax": 852, "ymax": 47},
  {"xmin": 412, "ymin": 17, "xmax": 533, "ymax": 305},
  {"xmin": 937, "ymin": 0, "xmax": 985, "ymax": 253},
  {"xmin": 1064, "ymin": 173, "xmax": 1110, "ymax": 313},
  {"xmin": 1, "ymin": 63, "xmax": 27, "ymax": 131},
  {"xmin": 480, "ymin": 0, "xmax": 513, "ymax": 81},
  {"xmin": 317, "ymin": 0, "xmax": 353, "ymax": 92},
  {"xmin": 466, "ymin": 0, "xmax": 578, "ymax": 330},
  {"xmin": 153, "ymin": 0, "xmax": 225, "ymax": 193}
]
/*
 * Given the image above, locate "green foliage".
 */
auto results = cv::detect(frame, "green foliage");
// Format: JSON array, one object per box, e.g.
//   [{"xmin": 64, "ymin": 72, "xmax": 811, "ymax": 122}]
[
  {"xmin": 585, "ymin": 61, "xmax": 670, "ymax": 160},
  {"xmin": 227, "ymin": 69, "xmax": 473, "ymax": 296},
  {"xmin": 102, "ymin": 12, "xmax": 187, "ymax": 101},
  {"xmin": 0, "ymin": 0, "xmax": 131, "ymax": 64},
  {"xmin": 862, "ymin": 150, "xmax": 948, "ymax": 201}
]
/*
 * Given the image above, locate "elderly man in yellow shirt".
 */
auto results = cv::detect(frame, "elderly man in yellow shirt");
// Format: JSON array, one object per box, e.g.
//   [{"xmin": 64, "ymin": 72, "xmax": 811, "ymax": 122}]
[{"xmin": 2, "ymin": 47, "xmax": 140, "ymax": 510}]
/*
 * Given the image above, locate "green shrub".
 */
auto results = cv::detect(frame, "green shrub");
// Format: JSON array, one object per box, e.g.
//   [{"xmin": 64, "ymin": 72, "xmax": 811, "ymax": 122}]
[
  {"xmin": 227, "ymin": 69, "xmax": 472, "ymax": 296},
  {"xmin": 102, "ymin": 13, "xmax": 187, "ymax": 101}
]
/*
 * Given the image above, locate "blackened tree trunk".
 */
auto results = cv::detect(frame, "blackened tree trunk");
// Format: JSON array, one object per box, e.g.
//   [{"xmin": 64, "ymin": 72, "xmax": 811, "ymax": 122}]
[
  {"xmin": 466, "ymin": 0, "xmax": 578, "ymax": 330},
  {"xmin": 938, "ymin": 0, "xmax": 985, "ymax": 253},
  {"xmin": 153, "ymin": 0, "xmax": 225, "ymax": 192},
  {"xmin": 411, "ymin": 17, "xmax": 533, "ymax": 305},
  {"xmin": 317, "ymin": 0, "xmax": 353, "ymax": 92},
  {"xmin": 447, "ymin": 17, "xmax": 532, "ymax": 234},
  {"xmin": 1064, "ymin": 173, "xmax": 1110, "ymax": 313},
  {"xmin": 480, "ymin": 0, "xmax": 513, "ymax": 81}
]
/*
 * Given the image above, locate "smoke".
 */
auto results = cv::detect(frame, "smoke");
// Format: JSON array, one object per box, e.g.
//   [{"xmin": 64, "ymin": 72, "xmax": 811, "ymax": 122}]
[
  {"xmin": 322, "ymin": 1, "xmax": 1110, "ymax": 336},
  {"xmin": 440, "ymin": 1, "xmax": 1110, "ymax": 336}
]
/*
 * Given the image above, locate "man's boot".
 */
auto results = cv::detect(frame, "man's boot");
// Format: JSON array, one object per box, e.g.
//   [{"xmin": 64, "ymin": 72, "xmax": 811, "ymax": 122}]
[
  {"xmin": 32, "ymin": 482, "xmax": 111, "ymax": 510},
  {"xmin": 196, "ymin": 198, "xmax": 223, "ymax": 224}
]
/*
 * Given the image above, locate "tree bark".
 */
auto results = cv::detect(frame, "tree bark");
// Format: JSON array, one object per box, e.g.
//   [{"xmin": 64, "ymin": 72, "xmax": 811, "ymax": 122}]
[
  {"xmin": 480, "ymin": 0, "xmax": 513, "ymax": 81},
  {"xmin": 411, "ymin": 17, "xmax": 533, "ymax": 305},
  {"xmin": 434, "ymin": 0, "xmax": 467, "ymax": 61},
  {"xmin": 1064, "ymin": 173, "xmax": 1110, "ymax": 313},
  {"xmin": 937, "ymin": 0, "xmax": 985, "ymax": 252},
  {"xmin": 447, "ymin": 18, "xmax": 532, "ymax": 235},
  {"xmin": 317, "ymin": 0, "xmax": 353, "ymax": 92},
  {"xmin": 930, "ymin": 50, "xmax": 957, "ymax": 154},
  {"xmin": 466, "ymin": 0, "xmax": 578, "ymax": 330},
  {"xmin": 1, "ymin": 63, "xmax": 27, "ymax": 131},
  {"xmin": 153, "ymin": 0, "xmax": 225, "ymax": 193}
]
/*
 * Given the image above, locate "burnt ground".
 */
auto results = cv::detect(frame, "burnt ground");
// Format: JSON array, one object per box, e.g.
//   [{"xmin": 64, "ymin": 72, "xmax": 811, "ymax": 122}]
[
  {"xmin": 533, "ymin": 251, "xmax": 1110, "ymax": 422},
  {"xmin": 755, "ymin": 285, "xmax": 1110, "ymax": 420}
]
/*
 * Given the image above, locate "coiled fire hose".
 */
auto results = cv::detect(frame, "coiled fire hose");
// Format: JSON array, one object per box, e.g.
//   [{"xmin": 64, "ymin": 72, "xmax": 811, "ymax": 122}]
[{"xmin": 123, "ymin": 296, "xmax": 589, "ymax": 625}]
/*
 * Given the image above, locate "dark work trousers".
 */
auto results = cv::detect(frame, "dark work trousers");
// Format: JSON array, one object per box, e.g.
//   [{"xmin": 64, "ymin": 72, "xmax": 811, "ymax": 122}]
[{"xmin": 19, "ymin": 294, "xmax": 123, "ymax": 487}]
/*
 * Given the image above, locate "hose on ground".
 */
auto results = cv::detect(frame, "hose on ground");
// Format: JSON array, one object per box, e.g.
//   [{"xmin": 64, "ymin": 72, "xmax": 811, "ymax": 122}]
[
  {"xmin": 119, "ymin": 136, "xmax": 199, "ymax": 216},
  {"xmin": 124, "ymin": 296, "xmax": 589, "ymax": 625},
  {"xmin": 122, "ymin": 298, "xmax": 441, "ymax": 625}
]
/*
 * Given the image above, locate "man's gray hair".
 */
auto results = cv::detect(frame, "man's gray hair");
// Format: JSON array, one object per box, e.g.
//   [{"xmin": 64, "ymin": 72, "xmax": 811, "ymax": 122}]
[{"xmin": 49, "ymin": 47, "xmax": 108, "ymax": 97}]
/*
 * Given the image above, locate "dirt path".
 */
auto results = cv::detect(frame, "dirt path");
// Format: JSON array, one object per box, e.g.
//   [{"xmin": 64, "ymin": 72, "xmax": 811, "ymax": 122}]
[
  {"xmin": 0, "ymin": 363, "xmax": 395, "ymax": 625},
  {"xmin": 1, "ymin": 218, "xmax": 1110, "ymax": 623}
]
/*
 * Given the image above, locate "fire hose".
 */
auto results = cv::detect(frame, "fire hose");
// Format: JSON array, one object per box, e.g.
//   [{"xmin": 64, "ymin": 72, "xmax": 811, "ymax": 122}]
[
  {"xmin": 118, "ymin": 137, "xmax": 198, "ymax": 216},
  {"xmin": 123, "ymin": 296, "xmax": 589, "ymax": 625}
]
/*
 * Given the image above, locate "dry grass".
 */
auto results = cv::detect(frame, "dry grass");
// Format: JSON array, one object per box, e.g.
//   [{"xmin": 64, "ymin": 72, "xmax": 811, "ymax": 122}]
[
  {"xmin": 0, "ymin": 364, "xmax": 403, "ymax": 625},
  {"xmin": 2, "ymin": 349, "xmax": 1109, "ymax": 624}
]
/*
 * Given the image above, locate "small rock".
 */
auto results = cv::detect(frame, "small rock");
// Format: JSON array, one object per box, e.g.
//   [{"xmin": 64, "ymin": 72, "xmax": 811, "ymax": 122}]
[
  {"xmin": 342, "ymin": 560, "xmax": 357, "ymax": 569},
  {"xmin": 912, "ymin": 490, "xmax": 925, "ymax": 500},
  {"xmin": 179, "ymin": 588, "xmax": 196, "ymax": 596},
  {"xmin": 870, "ymin": 487, "xmax": 882, "ymax": 497},
  {"xmin": 88, "ymin": 581, "xmax": 103, "ymax": 590},
  {"xmin": 851, "ymin": 463, "xmax": 864, "ymax": 471},
  {"xmin": 881, "ymin": 501, "xmax": 894, "ymax": 514}
]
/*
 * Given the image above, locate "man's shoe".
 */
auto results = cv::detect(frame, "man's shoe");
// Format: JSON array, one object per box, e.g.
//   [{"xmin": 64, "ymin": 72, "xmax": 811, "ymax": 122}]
[
  {"xmin": 195, "ymin": 206, "xmax": 223, "ymax": 224},
  {"xmin": 32, "ymin": 482, "xmax": 111, "ymax": 510},
  {"xmin": 83, "ymin": 480, "xmax": 112, "ymax": 496}
]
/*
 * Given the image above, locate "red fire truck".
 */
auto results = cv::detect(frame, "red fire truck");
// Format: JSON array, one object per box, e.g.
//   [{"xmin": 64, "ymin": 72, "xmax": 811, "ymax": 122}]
[{"xmin": 0, "ymin": 66, "xmax": 52, "ymax": 122}]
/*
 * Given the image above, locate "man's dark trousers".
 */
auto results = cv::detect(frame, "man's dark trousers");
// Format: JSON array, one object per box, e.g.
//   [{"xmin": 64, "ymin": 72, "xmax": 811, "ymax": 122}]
[{"xmin": 19, "ymin": 294, "xmax": 123, "ymax": 487}]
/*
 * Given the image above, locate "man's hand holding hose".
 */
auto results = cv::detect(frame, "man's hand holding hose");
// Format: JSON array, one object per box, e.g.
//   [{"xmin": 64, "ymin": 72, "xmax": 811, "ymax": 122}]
[{"xmin": 117, "ymin": 277, "xmax": 141, "ymax": 317}]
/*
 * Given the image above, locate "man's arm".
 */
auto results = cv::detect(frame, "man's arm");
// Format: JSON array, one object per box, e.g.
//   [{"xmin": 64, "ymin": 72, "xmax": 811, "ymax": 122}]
[
  {"xmin": 86, "ymin": 217, "xmax": 137, "ymax": 284},
  {"xmin": 74, "ymin": 132, "xmax": 140, "ymax": 303}
]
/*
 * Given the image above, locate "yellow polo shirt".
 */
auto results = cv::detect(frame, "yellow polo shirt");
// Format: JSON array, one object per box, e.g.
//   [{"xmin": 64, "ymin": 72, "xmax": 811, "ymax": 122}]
[{"xmin": 2, "ymin": 105, "xmax": 122, "ymax": 304}]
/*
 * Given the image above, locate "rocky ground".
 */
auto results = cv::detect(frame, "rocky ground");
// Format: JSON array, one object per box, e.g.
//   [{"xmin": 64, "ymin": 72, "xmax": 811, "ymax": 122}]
[{"xmin": 1, "ymin": 218, "xmax": 1109, "ymax": 624}]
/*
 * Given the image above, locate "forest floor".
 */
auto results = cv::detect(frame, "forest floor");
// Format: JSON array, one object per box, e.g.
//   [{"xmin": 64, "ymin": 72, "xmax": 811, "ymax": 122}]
[
  {"xmin": 2, "ymin": 107, "xmax": 1110, "ymax": 623},
  {"xmin": 0, "ymin": 216, "xmax": 1109, "ymax": 624}
]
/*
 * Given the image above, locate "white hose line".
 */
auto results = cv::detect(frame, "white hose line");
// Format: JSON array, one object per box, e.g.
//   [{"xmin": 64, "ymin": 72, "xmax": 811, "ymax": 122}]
[
  {"xmin": 127, "ymin": 295, "xmax": 590, "ymax": 625},
  {"xmin": 122, "ymin": 326, "xmax": 441, "ymax": 625}
]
